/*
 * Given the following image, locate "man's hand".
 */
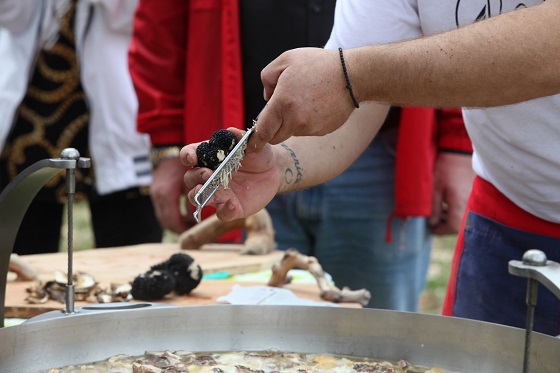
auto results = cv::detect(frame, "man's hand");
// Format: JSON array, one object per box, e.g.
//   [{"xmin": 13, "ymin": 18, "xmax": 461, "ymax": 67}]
[
  {"xmin": 182, "ymin": 128, "xmax": 281, "ymax": 222},
  {"xmin": 429, "ymin": 152, "xmax": 475, "ymax": 235},
  {"xmin": 150, "ymin": 157, "xmax": 195, "ymax": 234},
  {"xmin": 254, "ymin": 48, "xmax": 357, "ymax": 148}
]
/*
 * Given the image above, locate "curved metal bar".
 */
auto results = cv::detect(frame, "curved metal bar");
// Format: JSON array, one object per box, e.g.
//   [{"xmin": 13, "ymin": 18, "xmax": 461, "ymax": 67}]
[
  {"xmin": 509, "ymin": 259, "xmax": 560, "ymax": 300},
  {"xmin": 0, "ymin": 158, "xmax": 81, "ymax": 327},
  {"xmin": 508, "ymin": 250, "xmax": 560, "ymax": 373}
]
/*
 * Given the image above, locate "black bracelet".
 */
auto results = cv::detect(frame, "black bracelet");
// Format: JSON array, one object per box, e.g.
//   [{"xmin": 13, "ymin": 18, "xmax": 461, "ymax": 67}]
[{"xmin": 338, "ymin": 47, "xmax": 360, "ymax": 109}]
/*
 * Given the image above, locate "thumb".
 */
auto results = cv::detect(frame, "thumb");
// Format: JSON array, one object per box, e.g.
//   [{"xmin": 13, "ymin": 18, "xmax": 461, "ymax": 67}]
[{"xmin": 261, "ymin": 52, "xmax": 291, "ymax": 101}]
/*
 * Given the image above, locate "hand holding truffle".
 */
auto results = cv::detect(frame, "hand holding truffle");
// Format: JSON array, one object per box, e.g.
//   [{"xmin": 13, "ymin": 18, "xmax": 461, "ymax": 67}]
[
  {"xmin": 181, "ymin": 127, "xmax": 281, "ymax": 222},
  {"xmin": 181, "ymin": 104, "xmax": 385, "ymax": 223},
  {"xmin": 192, "ymin": 127, "xmax": 255, "ymax": 222}
]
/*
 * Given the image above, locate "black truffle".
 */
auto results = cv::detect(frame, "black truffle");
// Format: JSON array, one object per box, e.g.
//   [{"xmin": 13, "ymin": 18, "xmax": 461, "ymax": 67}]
[
  {"xmin": 151, "ymin": 253, "xmax": 203, "ymax": 295},
  {"xmin": 196, "ymin": 142, "xmax": 220, "ymax": 170},
  {"xmin": 209, "ymin": 129, "xmax": 238, "ymax": 152},
  {"xmin": 130, "ymin": 269, "xmax": 176, "ymax": 301},
  {"xmin": 196, "ymin": 129, "xmax": 238, "ymax": 170}
]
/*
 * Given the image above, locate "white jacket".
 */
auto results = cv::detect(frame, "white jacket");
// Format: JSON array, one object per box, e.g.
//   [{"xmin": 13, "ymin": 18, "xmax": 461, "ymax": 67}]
[{"xmin": 0, "ymin": 0, "xmax": 152, "ymax": 195}]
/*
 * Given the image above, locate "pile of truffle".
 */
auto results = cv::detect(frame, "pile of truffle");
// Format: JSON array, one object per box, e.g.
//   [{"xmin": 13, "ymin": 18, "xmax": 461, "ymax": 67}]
[
  {"xmin": 196, "ymin": 129, "xmax": 238, "ymax": 170},
  {"xmin": 130, "ymin": 253, "xmax": 203, "ymax": 301}
]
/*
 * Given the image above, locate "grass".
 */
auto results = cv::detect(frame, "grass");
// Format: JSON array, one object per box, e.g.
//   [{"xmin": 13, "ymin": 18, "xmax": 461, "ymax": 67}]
[
  {"xmin": 420, "ymin": 235, "xmax": 455, "ymax": 314},
  {"xmin": 62, "ymin": 201, "xmax": 456, "ymax": 314}
]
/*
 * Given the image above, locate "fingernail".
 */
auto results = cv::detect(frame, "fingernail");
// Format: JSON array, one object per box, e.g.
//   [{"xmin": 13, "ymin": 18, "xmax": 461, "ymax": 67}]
[
  {"xmin": 202, "ymin": 172, "xmax": 209, "ymax": 181},
  {"xmin": 227, "ymin": 200, "xmax": 235, "ymax": 210},
  {"xmin": 186, "ymin": 154, "xmax": 195, "ymax": 165}
]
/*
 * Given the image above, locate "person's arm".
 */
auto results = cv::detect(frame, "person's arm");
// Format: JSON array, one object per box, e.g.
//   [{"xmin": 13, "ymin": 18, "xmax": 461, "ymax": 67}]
[
  {"xmin": 254, "ymin": 0, "xmax": 560, "ymax": 146},
  {"xmin": 182, "ymin": 102, "xmax": 390, "ymax": 221},
  {"xmin": 348, "ymin": 0, "xmax": 560, "ymax": 108}
]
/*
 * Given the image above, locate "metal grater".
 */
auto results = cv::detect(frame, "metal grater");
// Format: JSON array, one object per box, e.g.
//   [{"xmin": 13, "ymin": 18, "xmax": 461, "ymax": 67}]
[{"xmin": 193, "ymin": 124, "xmax": 256, "ymax": 222}]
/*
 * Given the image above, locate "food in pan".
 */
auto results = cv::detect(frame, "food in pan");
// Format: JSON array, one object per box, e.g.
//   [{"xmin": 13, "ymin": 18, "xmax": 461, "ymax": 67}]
[{"xmin": 40, "ymin": 349, "xmax": 448, "ymax": 373}]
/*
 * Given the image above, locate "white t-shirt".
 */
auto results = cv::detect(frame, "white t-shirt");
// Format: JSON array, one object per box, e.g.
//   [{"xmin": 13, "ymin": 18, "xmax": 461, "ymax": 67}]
[{"xmin": 325, "ymin": 0, "xmax": 560, "ymax": 223}]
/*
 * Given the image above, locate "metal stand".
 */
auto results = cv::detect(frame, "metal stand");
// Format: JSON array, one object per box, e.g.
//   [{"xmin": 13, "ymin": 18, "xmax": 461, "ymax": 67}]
[
  {"xmin": 509, "ymin": 249, "xmax": 560, "ymax": 373},
  {"xmin": 0, "ymin": 149, "xmax": 90, "ymax": 327}
]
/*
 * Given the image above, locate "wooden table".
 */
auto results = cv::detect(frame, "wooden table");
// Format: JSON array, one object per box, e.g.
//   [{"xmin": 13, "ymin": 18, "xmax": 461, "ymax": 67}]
[{"xmin": 6, "ymin": 243, "xmax": 358, "ymax": 318}]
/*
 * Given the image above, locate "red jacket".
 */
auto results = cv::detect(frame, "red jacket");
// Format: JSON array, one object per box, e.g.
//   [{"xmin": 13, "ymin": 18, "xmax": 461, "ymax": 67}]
[
  {"xmin": 129, "ymin": 0, "xmax": 245, "ymax": 241},
  {"xmin": 129, "ymin": 0, "xmax": 472, "ymax": 241},
  {"xmin": 129, "ymin": 0, "xmax": 244, "ymax": 146},
  {"xmin": 394, "ymin": 107, "xmax": 472, "ymax": 218}
]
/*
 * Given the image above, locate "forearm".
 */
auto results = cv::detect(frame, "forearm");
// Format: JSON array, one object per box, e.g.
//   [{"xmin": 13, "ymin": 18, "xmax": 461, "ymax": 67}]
[
  {"xmin": 346, "ymin": 1, "xmax": 560, "ymax": 108},
  {"xmin": 275, "ymin": 102, "xmax": 389, "ymax": 194}
]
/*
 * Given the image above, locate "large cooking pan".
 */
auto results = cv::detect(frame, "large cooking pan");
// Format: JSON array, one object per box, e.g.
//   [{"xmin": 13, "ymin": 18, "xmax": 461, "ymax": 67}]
[
  {"xmin": 1, "ymin": 154, "xmax": 559, "ymax": 373},
  {"xmin": 1, "ymin": 303, "xmax": 559, "ymax": 373}
]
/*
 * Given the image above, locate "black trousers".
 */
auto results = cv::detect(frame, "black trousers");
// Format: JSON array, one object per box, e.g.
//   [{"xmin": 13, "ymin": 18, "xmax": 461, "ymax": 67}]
[{"xmin": 12, "ymin": 186, "xmax": 163, "ymax": 255}]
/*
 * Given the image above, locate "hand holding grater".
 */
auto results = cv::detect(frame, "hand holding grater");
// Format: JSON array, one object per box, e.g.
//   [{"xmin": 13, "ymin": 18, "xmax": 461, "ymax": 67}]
[{"xmin": 193, "ymin": 124, "xmax": 256, "ymax": 223}]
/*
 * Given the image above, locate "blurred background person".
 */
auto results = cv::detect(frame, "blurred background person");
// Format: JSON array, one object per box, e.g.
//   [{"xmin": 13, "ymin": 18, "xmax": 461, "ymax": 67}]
[
  {"xmin": 129, "ymin": 0, "xmax": 246, "ymax": 243},
  {"xmin": 0, "ymin": 0, "xmax": 162, "ymax": 255}
]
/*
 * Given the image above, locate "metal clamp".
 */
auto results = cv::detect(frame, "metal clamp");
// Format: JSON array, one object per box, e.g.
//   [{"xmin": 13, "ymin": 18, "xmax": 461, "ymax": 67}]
[
  {"xmin": 509, "ymin": 250, "xmax": 560, "ymax": 373},
  {"xmin": 0, "ymin": 148, "xmax": 90, "ymax": 327}
]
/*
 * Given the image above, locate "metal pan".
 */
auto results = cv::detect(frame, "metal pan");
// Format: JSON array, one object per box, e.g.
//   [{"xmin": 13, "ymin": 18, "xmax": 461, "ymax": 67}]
[{"xmin": 1, "ymin": 303, "xmax": 558, "ymax": 373}]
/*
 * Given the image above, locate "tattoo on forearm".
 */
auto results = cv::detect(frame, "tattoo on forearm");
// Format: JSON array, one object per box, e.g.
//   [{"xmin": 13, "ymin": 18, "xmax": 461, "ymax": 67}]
[{"xmin": 281, "ymin": 144, "xmax": 303, "ymax": 185}]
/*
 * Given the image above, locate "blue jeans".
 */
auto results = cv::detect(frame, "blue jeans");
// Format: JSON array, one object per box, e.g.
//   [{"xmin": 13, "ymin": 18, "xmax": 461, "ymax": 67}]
[
  {"xmin": 453, "ymin": 212, "xmax": 560, "ymax": 335},
  {"xmin": 265, "ymin": 136, "xmax": 432, "ymax": 311}
]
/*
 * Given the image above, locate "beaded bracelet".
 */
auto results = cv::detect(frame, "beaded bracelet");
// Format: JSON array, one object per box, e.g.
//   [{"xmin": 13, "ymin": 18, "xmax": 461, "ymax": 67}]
[{"xmin": 338, "ymin": 47, "xmax": 360, "ymax": 109}]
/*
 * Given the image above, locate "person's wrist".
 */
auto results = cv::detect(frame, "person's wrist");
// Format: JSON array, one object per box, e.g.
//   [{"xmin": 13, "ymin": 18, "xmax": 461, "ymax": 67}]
[
  {"xmin": 150, "ymin": 145, "xmax": 182, "ymax": 168},
  {"xmin": 338, "ymin": 47, "xmax": 360, "ymax": 109}
]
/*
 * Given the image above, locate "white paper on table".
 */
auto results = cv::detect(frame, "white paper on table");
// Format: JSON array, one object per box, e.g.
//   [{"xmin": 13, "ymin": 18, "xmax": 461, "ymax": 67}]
[{"xmin": 216, "ymin": 285, "xmax": 340, "ymax": 307}]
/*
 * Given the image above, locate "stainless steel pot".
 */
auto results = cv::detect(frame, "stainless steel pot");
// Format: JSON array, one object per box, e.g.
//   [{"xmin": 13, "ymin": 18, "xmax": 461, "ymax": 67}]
[{"xmin": 1, "ymin": 303, "xmax": 559, "ymax": 373}]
